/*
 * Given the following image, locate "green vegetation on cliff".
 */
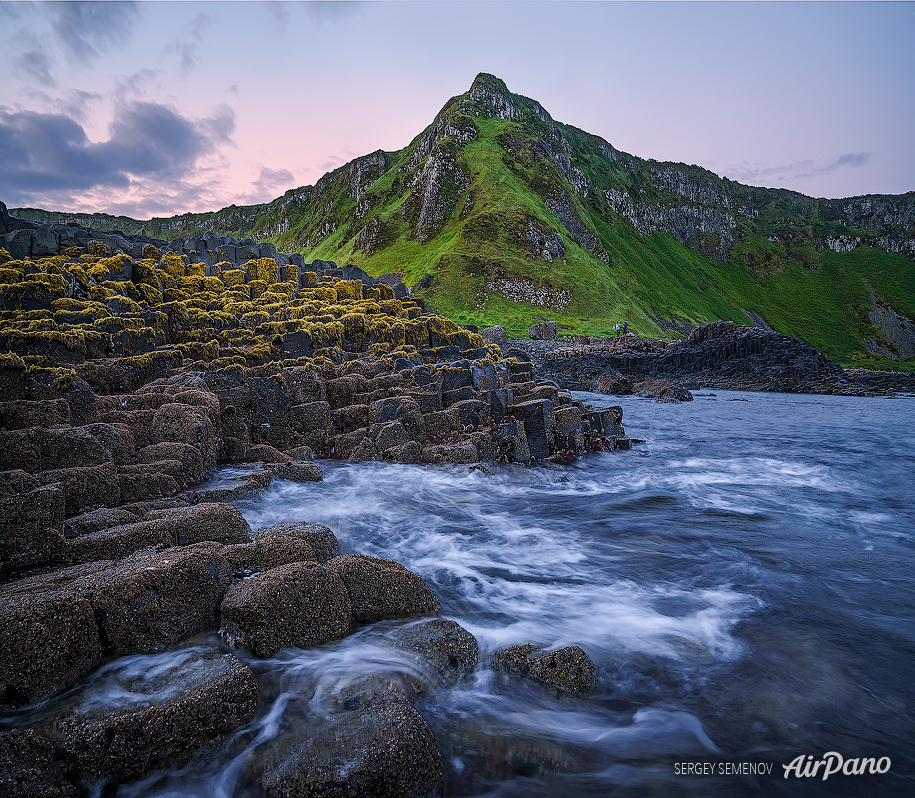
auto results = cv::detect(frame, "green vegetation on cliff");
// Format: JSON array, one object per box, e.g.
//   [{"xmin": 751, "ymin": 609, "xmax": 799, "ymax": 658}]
[{"xmin": 14, "ymin": 74, "xmax": 915, "ymax": 367}]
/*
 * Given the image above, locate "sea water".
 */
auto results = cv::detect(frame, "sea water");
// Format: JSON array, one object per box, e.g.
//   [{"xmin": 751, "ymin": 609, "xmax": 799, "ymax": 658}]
[{"xmin": 67, "ymin": 390, "xmax": 915, "ymax": 796}]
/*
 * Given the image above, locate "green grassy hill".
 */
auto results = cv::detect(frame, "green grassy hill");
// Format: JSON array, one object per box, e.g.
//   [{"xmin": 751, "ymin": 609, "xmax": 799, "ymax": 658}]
[{"xmin": 13, "ymin": 73, "xmax": 915, "ymax": 368}]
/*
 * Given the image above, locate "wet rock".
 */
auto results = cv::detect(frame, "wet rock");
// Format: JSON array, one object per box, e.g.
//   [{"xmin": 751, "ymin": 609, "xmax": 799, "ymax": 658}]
[
  {"xmin": 249, "ymin": 699, "xmax": 443, "ymax": 798},
  {"xmin": 49, "ymin": 651, "xmax": 257, "ymax": 783},
  {"xmin": 490, "ymin": 643, "xmax": 541, "ymax": 675},
  {"xmin": 62, "ymin": 506, "xmax": 141, "ymax": 539},
  {"xmin": 421, "ymin": 442, "xmax": 479, "ymax": 464},
  {"xmin": 634, "ymin": 379, "xmax": 693, "ymax": 402},
  {"xmin": 254, "ymin": 521, "xmax": 341, "ymax": 562},
  {"xmin": 223, "ymin": 535, "xmax": 316, "ymax": 575},
  {"xmin": 387, "ymin": 440, "xmax": 422, "ymax": 463},
  {"xmin": 194, "ymin": 468, "xmax": 271, "ymax": 502},
  {"xmin": 0, "ymin": 425, "xmax": 112, "ymax": 473},
  {"xmin": 369, "ymin": 395, "xmax": 422, "ymax": 426},
  {"xmin": 0, "ymin": 468, "xmax": 39, "ymax": 496},
  {"xmin": 36, "ymin": 463, "xmax": 120, "ymax": 517},
  {"xmin": 219, "ymin": 561, "xmax": 351, "ymax": 657},
  {"xmin": 326, "ymin": 555, "xmax": 442, "ymax": 623},
  {"xmin": 494, "ymin": 420, "xmax": 532, "ymax": 464},
  {"xmin": 145, "ymin": 502, "xmax": 251, "ymax": 545},
  {"xmin": 80, "ymin": 543, "xmax": 232, "ymax": 656},
  {"xmin": 265, "ymin": 460, "xmax": 324, "ymax": 483},
  {"xmin": 528, "ymin": 321, "xmax": 558, "ymax": 341},
  {"xmin": 286, "ymin": 444, "xmax": 315, "ymax": 461},
  {"xmin": 80, "ymin": 422, "xmax": 136, "ymax": 464},
  {"xmin": 387, "ymin": 618, "xmax": 479, "ymax": 687},
  {"xmin": 0, "ymin": 398, "xmax": 70, "ymax": 430},
  {"xmin": 0, "ymin": 483, "xmax": 65, "ymax": 571},
  {"xmin": 63, "ymin": 519, "xmax": 177, "ymax": 563},
  {"xmin": 491, "ymin": 643, "xmax": 595, "ymax": 695},
  {"xmin": 0, "ymin": 729, "xmax": 76, "ymax": 798},
  {"xmin": 332, "ymin": 403, "xmax": 370, "ymax": 434},
  {"xmin": 513, "ymin": 399, "xmax": 555, "ymax": 460},
  {"xmin": 0, "ymin": 581, "xmax": 100, "ymax": 709},
  {"xmin": 243, "ymin": 442, "xmax": 291, "ymax": 463},
  {"xmin": 150, "ymin": 403, "xmax": 217, "ymax": 469},
  {"xmin": 117, "ymin": 469, "xmax": 181, "ymax": 502},
  {"xmin": 594, "ymin": 369, "xmax": 633, "ymax": 395},
  {"xmin": 136, "ymin": 442, "xmax": 205, "ymax": 482},
  {"xmin": 587, "ymin": 406, "xmax": 624, "ymax": 438}
]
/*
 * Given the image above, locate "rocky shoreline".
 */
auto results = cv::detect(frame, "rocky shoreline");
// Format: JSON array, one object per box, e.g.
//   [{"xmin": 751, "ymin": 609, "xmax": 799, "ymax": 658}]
[
  {"xmin": 499, "ymin": 321, "xmax": 915, "ymax": 397},
  {"xmin": 0, "ymin": 211, "xmax": 619, "ymax": 795},
  {"xmin": 2, "ymin": 205, "xmax": 911, "ymax": 795}
]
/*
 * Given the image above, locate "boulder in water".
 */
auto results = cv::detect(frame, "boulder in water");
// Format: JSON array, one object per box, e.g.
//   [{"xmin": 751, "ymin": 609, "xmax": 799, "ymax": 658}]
[
  {"xmin": 48, "ymin": 650, "xmax": 257, "ymax": 782},
  {"xmin": 634, "ymin": 379, "xmax": 693, "ymax": 402},
  {"xmin": 219, "ymin": 561, "xmax": 351, "ymax": 657},
  {"xmin": 387, "ymin": 618, "xmax": 479, "ymax": 688},
  {"xmin": 492, "ymin": 643, "xmax": 596, "ymax": 695},
  {"xmin": 326, "ymin": 554, "xmax": 442, "ymax": 623}
]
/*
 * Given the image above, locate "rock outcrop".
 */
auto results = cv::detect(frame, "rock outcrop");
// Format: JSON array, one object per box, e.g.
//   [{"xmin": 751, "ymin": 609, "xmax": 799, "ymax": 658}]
[{"xmin": 510, "ymin": 321, "xmax": 915, "ymax": 396}]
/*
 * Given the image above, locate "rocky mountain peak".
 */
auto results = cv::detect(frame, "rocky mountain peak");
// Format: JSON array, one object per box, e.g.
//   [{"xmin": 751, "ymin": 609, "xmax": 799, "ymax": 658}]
[{"xmin": 462, "ymin": 72, "xmax": 524, "ymax": 121}]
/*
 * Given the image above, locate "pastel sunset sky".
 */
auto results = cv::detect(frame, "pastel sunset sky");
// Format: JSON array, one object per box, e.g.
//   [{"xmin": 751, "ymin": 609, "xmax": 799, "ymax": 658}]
[{"xmin": 1, "ymin": 1, "xmax": 913, "ymax": 219}]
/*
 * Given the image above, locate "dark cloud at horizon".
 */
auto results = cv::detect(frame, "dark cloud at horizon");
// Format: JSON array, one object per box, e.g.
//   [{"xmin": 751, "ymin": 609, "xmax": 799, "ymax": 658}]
[
  {"xmin": 48, "ymin": 0, "xmax": 140, "ymax": 62},
  {"xmin": 0, "ymin": 101, "xmax": 235, "ymax": 206}
]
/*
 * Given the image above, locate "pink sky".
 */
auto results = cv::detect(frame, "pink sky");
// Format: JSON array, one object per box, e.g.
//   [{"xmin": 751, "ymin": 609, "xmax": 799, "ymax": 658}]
[{"xmin": 1, "ymin": 1, "xmax": 913, "ymax": 218}]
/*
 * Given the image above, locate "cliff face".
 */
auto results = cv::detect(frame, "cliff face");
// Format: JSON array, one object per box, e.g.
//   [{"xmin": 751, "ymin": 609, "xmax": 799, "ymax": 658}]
[{"xmin": 8, "ymin": 73, "xmax": 915, "ymax": 366}]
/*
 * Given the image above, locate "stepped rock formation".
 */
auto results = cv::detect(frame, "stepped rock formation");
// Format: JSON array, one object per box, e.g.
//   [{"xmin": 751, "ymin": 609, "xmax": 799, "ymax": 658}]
[{"xmin": 0, "ymin": 204, "xmax": 634, "ymax": 794}]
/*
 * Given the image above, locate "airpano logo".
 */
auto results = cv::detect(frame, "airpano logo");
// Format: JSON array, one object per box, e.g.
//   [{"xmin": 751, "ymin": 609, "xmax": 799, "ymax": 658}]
[{"xmin": 783, "ymin": 752, "xmax": 891, "ymax": 780}]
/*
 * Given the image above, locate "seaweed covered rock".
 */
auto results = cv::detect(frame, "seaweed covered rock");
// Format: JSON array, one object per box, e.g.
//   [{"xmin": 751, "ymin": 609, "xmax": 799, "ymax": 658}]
[
  {"xmin": 247, "ymin": 698, "xmax": 443, "ymax": 798},
  {"xmin": 327, "ymin": 554, "xmax": 442, "ymax": 623},
  {"xmin": 47, "ymin": 650, "xmax": 258, "ymax": 783},
  {"xmin": 219, "ymin": 561, "xmax": 351, "ymax": 657},
  {"xmin": 0, "ymin": 729, "xmax": 76, "ymax": 798},
  {"xmin": 491, "ymin": 643, "xmax": 596, "ymax": 695}
]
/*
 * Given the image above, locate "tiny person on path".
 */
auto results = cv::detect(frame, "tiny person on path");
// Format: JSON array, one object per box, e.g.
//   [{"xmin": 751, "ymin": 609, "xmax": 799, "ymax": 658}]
[
  {"xmin": 623, "ymin": 321, "xmax": 628, "ymax": 335},
  {"xmin": 615, "ymin": 322, "xmax": 621, "ymax": 337}
]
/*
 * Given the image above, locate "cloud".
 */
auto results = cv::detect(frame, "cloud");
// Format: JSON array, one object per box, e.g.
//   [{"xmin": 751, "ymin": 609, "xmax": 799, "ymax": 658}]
[
  {"xmin": 169, "ymin": 13, "xmax": 213, "ymax": 77},
  {"xmin": 16, "ymin": 50, "xmax": 57, "ymax": 87},
  {"xmin": 726, "ymin": 152, "xmax": 871, "ymax": 185},
  {"xmin": 305, "ymin": 1, "xmax": 364, "ymax": 23},
  {"xmin": 113, "ymin": 69, "xmax": 159, "ymax": 103},
  {"xmin": 47, "ymin": 1, "xmax": 140, "ymax": 62},
  {"xmin": 239, "ymin": 166, "xmax": 296, "ymax": 204},
  {"xmin": 0, "ymin": 101, "xmax": 236, "ymax": 203}
]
